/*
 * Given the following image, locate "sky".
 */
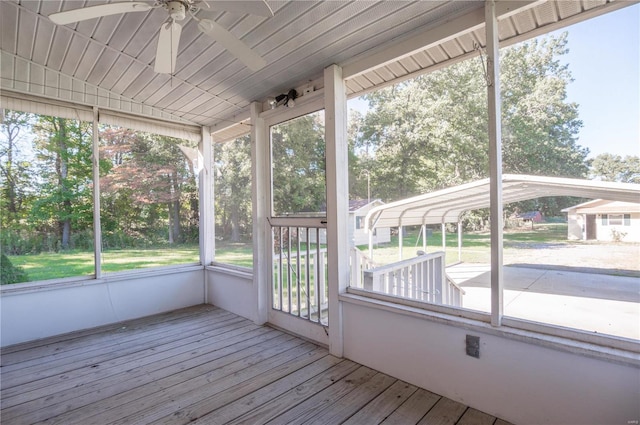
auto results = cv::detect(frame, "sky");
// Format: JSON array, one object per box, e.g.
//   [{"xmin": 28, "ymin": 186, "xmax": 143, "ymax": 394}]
[
  {"xmin": 553, "ymin": 3, "xmax": 639, "ymax": 159},
  {"xmin": 348, "ymin": 3, "xmax": 640, "ymax": 159}
]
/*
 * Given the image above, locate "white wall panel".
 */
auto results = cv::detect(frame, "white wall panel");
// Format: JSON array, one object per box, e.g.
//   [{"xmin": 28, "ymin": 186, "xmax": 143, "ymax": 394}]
[
  {"xmin": 0, "ymin": 269, "xmax": 205, "ymax": 347},
  {"xmin": 205, "ymin": 267, "xmax": 256, "ymax": 323},
  {"xmin": 342, "ymin": 299, "xmax": 640, "ymax": 425}
]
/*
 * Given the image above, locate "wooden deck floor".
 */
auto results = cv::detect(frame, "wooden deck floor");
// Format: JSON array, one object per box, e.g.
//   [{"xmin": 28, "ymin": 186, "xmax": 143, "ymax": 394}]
[{"xmin": 1, "ymin": 305, "xmax": 511, "ymax": 425}]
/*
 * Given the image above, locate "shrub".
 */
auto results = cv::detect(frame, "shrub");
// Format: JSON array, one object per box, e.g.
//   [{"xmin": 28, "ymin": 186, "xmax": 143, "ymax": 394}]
[
  {"xmin": 611, "ymin": 229, "xmax": 627, "ymax": 243},
  {"xmin": 1, "ymin": 253, "xmax": 29, "ymax": 284}
]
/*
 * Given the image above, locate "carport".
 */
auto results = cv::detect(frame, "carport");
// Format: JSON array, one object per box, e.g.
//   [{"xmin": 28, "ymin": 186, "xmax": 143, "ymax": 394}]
[{"xmin": 364, "ymin": 174, "xmax": 640, "ymax": 260}]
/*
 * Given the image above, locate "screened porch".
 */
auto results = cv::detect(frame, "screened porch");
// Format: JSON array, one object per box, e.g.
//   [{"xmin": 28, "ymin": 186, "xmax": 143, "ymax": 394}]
[{"xmin": 1, "ymin": 1, "xmax": 638, "ymax": 424}]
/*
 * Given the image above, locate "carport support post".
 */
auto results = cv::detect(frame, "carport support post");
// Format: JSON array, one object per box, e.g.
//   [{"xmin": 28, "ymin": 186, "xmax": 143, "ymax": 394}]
[
  {"xmin": 422, "ymin": 224, "xmax": 427, "ymax": 253},
  {"xmin": 486, "ymin": 0, "xmax": 504, "ymax": 326},
  {"xmin": 398, "ymin": 226, "xmax": 403, "ymax": 260},
  {"xmin": 441, "ymin": 223, "xmax": 446, "ymax": 251},
  {"xmin": 458, "ymin": 221, "xmax": 462, "ymax": 263}
]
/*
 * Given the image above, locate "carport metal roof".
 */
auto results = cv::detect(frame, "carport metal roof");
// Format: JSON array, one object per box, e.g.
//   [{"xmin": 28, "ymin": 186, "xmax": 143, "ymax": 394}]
[{"xmin": 365, "ymin": 174, "xmax": 640, "ymax": 229}]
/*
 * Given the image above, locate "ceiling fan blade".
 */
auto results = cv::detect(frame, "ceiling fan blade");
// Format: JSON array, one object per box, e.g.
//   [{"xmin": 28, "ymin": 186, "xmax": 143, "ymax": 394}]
[
  {"xmin": 155, "ymin": 22, "xmax": 183, "ymax": 74},
  {"xmin": 49, "ymin": 2, "xmax": 152, "ymax": 25},
  {"xmin": 206, "ymin": 1, "xmax": 274, "ymax": 17},
  {"xmin": 198, "ymin": 19, "xmax": 266, "ymax": 71}
]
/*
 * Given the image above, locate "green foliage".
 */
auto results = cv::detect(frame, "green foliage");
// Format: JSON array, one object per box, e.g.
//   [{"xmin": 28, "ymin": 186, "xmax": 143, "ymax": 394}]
[
  {"xmin": 350, "ymin": 33, "xmax": 591, "ymax": 222},
  {"xmin": 352, "ymin": 33, "xmax": 587, "ymax": 205},
  {"xmin": 501, "ymin": 34, "xmax": 588, "ymax": 178},
  {"xmin": 1, "ymin": 253, "xmax": 29, "ymax": 284},
  {"xmin": 99, "ymin": 126, "xmax": 200, "ymax": 247},
  {"xmin": 589, "ymin": 153, "xmax": 640, "ymax": 183},
  {"xmin": 1, "ymin": 114, "xmax": 200, "ymax": 277},
  {"xmin": 214, "ymin": 136, "xmax": 252, "ymax": 242},
  {"xmin": 271, "ymin": 112, "xmax": 326, "ymax": 215},
  {"xmin": 30, "ymin": 116, "xmax": 94, "ymax": 250}
]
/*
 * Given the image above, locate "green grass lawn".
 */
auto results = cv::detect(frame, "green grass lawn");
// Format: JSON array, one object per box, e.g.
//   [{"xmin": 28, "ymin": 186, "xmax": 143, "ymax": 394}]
[
  {"xmin": 8, "ymin": 246, "xmax": 200, "ymax": 282},
  {"xmin": 6, "ymin": 243, "xmax": 254, "ymax": 283},
  {"xmin": 358, "ymin": 223, "xmax": 568, "ymax": 266},
  {"xmin": 5, "ymin": 224, "xmax": 566, "ymax": 283}
]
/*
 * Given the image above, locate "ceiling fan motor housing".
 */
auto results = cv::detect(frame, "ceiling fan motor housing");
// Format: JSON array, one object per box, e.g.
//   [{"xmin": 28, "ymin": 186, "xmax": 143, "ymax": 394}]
[{"xmin": 166, "ymin": 1, "xmax": 187, "ymax": 21}]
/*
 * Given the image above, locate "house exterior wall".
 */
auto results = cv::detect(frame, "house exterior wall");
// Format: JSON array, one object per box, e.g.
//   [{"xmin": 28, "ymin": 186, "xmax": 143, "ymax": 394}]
[
  {"xmin": 567, "ymin": 212, "xmax": 640, "ymax": 242},
  {"xmin": 342, "ymin": 299, "xmax": 639, "ymax": 425},
  {"xmin": 351, "ymin": 216, "xmax": 391, "ymax": 246},
  {"xmin": 566, "ymin": 212, "xmax": 584, "ymax": 240},
  {"xmin": 564, "ymin": 201, "xmax": 640, "ymax": 242},
  {"xmin": 299, "ymin": 213, "xmax": 391, "ymax": 246},
  {"xmin": 595, "ymin": 212, "xmax": 640, "ymax": 242}
]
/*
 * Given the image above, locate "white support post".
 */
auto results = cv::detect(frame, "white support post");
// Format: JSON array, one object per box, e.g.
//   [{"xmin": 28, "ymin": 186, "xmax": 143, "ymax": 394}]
[
  {"xmin": 325, "ymin": 64, "xmax": 348, "ymax": 357},
  {"xmin": 441, "ymin": 223, "xmax": 446, "ymax": 251},
  {"xmin": 199, "ymin": 127, "xmax": 214, "ymax": 267},
  {"xmin": 368, "ymin": 231, "xmax": 373, "ymax": 260},
  {"xmin": 251, "ymin": 101, "xmax": 269, "ymax": 325},
  {"xmin": 398, "ymin": 226, "xmax": 403, "ymax": 260},
  {"xmin": 199, "ymin": 126, "xmax": 213, "ymax": 303},
  {"xmin": 92, "ymin": 107, "xmax": 102, "ymax": 279},
  {"xmin": 486, "ymin": 0, "xmax": 504, "ymax": 327},
  {"xmin": 422, "ymin": 224, "xmax": 427, "ymax": 253},
  {"xmin": 458, "ymin": 221, "xmax": 462, "ymax": 263}
]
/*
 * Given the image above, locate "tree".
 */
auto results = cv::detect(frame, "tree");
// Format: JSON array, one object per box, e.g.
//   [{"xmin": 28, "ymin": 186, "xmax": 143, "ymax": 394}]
[
  {"xmin": 0, "ymin": 110, "xmax": 34, "ymax": 226},
  {"xmin": 214, "ymin": 136, "xmax": 252, "ymax": 242},
  {"xmin": 0, "ymin": 110, "xmax": 36, "ymax": 254},
  {"xmin": 590, "ymin": 153, "xmax": 640, "ymax": 183},
  {"xmin": 99, "ymin": 126, "xmax": 199, "ymax": 247},
  {"xmin": 353, "ymin": 33, "xmax": 589, "ymax": 218},
  {"xmin": 501, "ymin": 34, "xmax": 588, "ymax": 178},
  {"xmin": 30, "ymin": 116, "xmax": 93, "ymax": 250},
  {"xmin": 271, "ymin": 112, "xmax": 326, "ymax": 215}
]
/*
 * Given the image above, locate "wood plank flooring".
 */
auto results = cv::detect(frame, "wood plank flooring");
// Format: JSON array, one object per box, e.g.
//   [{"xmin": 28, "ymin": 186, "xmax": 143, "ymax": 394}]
[{"xmin": 1, "ymin": 305, "xmax": 510, "ymax": 425}]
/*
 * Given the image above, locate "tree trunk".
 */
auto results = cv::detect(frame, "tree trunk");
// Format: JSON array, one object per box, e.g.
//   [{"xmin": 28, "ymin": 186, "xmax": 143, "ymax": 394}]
[
  {"xmin": 168, "ymin": 206, "xmax": 173, "ymax": 244},
  {"xmin": 230, "ymin": 206, "xmax": 240, "ymax": 242},
  {"xmin": 171, "ymin": 199, "xmax": 181, "ymax": 243},
  {"xmin": 6, "ymin": 136, "xmax": 17, "ymax": 215},
  {"xmin": 55, "ymin": 118, "xmax": 71, "ymax": 250}
]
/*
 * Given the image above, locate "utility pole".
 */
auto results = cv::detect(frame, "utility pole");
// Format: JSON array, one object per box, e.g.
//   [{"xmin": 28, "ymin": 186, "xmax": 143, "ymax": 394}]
[{"xmin": 360, "ymin": 169, "xmax": 371, "ymax": 203}]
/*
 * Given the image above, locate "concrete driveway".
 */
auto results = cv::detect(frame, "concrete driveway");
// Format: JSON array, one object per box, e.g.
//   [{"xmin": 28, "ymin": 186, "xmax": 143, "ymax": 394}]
[{"xmin": 447, "ymin": 263, "xmax": 640, "ymax": 340}]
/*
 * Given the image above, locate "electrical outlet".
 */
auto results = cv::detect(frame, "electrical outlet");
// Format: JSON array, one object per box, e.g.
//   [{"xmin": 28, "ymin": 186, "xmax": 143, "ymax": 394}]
[{"xmin": 466, "ymin": 335, "xmax": 480, "ymax": 358}]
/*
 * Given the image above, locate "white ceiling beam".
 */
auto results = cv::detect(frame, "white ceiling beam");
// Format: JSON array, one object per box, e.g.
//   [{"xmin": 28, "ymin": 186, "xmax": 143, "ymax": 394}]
[{"xmin": 342, "ymin": 0, "xmax": 542, "ymax": 80}]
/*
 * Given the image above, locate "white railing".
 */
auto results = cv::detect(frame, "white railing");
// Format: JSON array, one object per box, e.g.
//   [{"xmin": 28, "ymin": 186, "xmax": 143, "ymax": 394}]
[
  {"xmin": 272, "ymin": 226, "xmax": 328, "ymax": 326},
  {"xmin": 350, "ymin": 247, "xmax": 377, "ymax": 288},
  {"xmin": 361, "ymin": 251, "xmax": 465, "ymax": 307}
]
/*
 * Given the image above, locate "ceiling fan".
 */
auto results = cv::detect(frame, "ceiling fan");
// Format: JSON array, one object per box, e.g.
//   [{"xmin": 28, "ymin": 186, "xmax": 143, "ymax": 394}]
[{"xmin": 48, "ymin": 0, "xmax": 273, "ymax": 74}]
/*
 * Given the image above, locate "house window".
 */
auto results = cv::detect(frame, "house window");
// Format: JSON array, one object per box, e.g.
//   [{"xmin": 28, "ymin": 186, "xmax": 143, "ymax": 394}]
[
  {"xmin": 601, "ymin": 215, "xmax": 608, "ymax": 226},
  {"xmin": 356, "ymin": 216, "xmax": 364, "ymax": 229},
  {"xmin": 608, "ymin": 214, "xmax": 623, "ymax": 226},
  {"xmin": 624, "ymin": 214, "xmax": 631, "ymax": 226}
]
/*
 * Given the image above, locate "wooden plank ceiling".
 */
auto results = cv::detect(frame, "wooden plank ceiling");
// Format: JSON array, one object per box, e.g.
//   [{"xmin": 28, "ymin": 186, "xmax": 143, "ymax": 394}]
[{"xmin": 0, "ymin": 0, "xmax": 625, "ymax": 136}]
